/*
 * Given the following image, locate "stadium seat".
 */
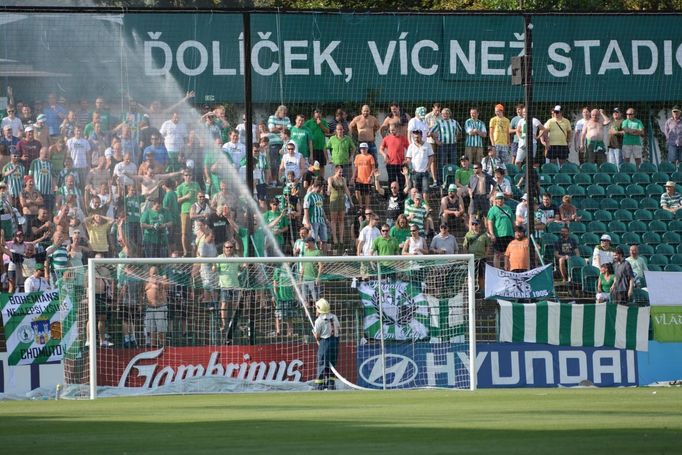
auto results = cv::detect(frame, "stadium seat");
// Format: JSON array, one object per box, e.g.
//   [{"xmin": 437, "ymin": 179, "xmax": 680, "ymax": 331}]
[
  {"xmin": 587, "ymin": 184, "xmax": 606, "ymax": 198},
  {"xmin": 546, "ymin": 184, "xmax": 566, "ymax": 198},
  {"xmin": 577, "ymin": 210, "xmax": 592, "ymax": 222},
  {"xmin": 599, "ymin": 162, "xmax": 619, "ymax": 175},
  {"xmin": 671, "ymin": 170, "xmax": 682, "ymax": 182},
  {"xmin": 541, "ymin": 232, "xmax": 558, "ymax": 262},
  {"xmin": 639, "ymin": 197, "xmax": 660, "ymax": 210},
  {"xmin": 559, "ymin": 163, "xmax": 580, "ymax": 175},
  {"xmin": 442, "ymin": 164, "xmax": 458, "ymax": 187},
  {"xmin": 578, "ymin": 244, "xmax": 593, "ymax": 258},
  {"xmin": 648, "ymin": 220, "xmax": 668, "ymax": 234},
  {"xmin": 569, "ymin": 222, "xmax": 586, "ymax": 235},
  {"xmin": 619, "ymin": 198, "xmax": 638, "ymax": 210},
  {"xmin": 652, "ymin": 172, "xmax": 670, "ymax": 185},
  {"xmin": 664, "ymin": 264, "xmax": 682, "ymax": 272},
  {"xmin": 632, "ymin": 288, "xmax": 650, "ymax": 306},
  {"xmin": 607, "ymin": 220, "xmax": 627, "ymax": 234},
  {"xmin": 618, "ymin": 162, "xmax": 637, "ymax": 174},
  {"xmin": 631, "ymin": 172, "xmax": 651, "ymax": 185},
  {"xmin": 642, "ymin": 231, "xmax": 662, "ymax": 245},
  {"xmin": 581, "ymin": 232, "xmax": 601, "ymax": 246},
  {"xmin": 573, "ymin": 173, "xmax": 592, "ymax": 187},
  {"xmin": 582, "ymin": 199, "xmax": 600, "ymax": 211},
  {"xmin": 606, "ymin": 184, "xmax": 626, "ymax": 199},
  {"xmin": 588, "ymin": 221, "xmax": 607, "ymax": 233},
  {"xmin": 581, "ymin": 266, "xmax": 600, "ymax": 294},
  {"xmin": 634, "ymin": 209, "xmax": 653, "ymax": 221},
  {"xmin": 541, "ymin": 163, "xmax": 559, "ymax": 175},
  {"xmin": 601, "ymin": 199, "xmax": 620, "ymax": 211},
  {"xmin": 658, "ymin": 161, "xmax": 677, "ymax": 174},
  {"xmin": 627, "ymin": 220, "xmax": 648, "ymax": 234},
  {"xmin": 645, "ymin": 183, "xmax": 665, "ymax": 198},
  {"xmin": 605, "ymin": 232, "xmax": 621, "ymax": 244},
  {"xmin": 553, "ymin": 173, "xmax": 572, "ymax": 186},
  {"xmin": 621, "ymin": 232, "xmax": 642, "ymax": 245},
  {"xmin": 650, "ymin": 254, "xmax": 670, "ymax": 266},
  {"xmin": 546, "ymin": 222, "xmax": 564, "ymax": 234},
  {"xmin": 639, "ymin": 162, "xmax": 658, "ymax": 173},
  {"xmin": 649, "ymin": 264, "xmax": 663, "ymax": 272},
  {"xmin": 593, "ymin": 210, "xmax": 613, "ymax": 222},
  {"xmin": 592, "ymin": 173, "xmax": 612, "ymax": 186},
  {"xmin": 538, "ymin": 174, "xmax": 552, "ymax": 188},
  {"xmin": 568, "ymin": 255, "xmax": 587, "ymax": 283},
  {"xmin": 670, "ymin": 253, "xmax": 682, "ymax": 265},
  {"xmin": 655, "ymin": 243, "xmax": 675, "ymax": 256},
  {"xmin": 506, "ymin": 163, "xmax": 519, "ymax": 177},
  {"xmin": 566, "ymin": 184, "xmax": 585, "ymax": 198},
  {"xmin": 613, "ymin": 209, "xmax": 633, "ymax": 222},
  {"xmin": 611, "ymin": 173, "xmax": 632, "ymax": 185},
  {"xmin": 663, "ymin": 231, "xmax": 682, "ymax": 245},
  {"xmin": 580, "ymin": 163, "xmax": 598, "ymax": 175},
  {"xmin": 677, "ymin": 209, "xmax": 682, "ymax": 220},
  {"xmin": 654, "ymin": 209, "xmax": 674, "ymax": 221},
  {"xmin": 638, "ymin": 244, "xmax": 654, "ymax": 256},
  {"xmin": 669, "ymin": 220, "xmax": 682, "ymax": 233},
  {"xmin": 626, "ymin": 184, "xmax": 646, "ymax": 198}
]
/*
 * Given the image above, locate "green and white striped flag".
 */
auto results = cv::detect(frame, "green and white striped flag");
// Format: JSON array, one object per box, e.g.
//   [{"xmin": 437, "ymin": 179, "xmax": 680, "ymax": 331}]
[
  {"xmin": 0, "ymin": 291, "xmax": 77, "ymax": 365},
  {"xmin": 360, "ymin": 280, "xmax": 467, "ymax": 342},
  {"xmin": 498, "ymin": 300, "xmax": 650, "ymax": 351}
]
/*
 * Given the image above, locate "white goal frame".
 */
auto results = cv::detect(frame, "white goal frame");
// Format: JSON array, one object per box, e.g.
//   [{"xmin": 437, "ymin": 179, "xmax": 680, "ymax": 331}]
[{"xmin": 86, "ymin": 254, "xmax": 477, "ymax": 399}]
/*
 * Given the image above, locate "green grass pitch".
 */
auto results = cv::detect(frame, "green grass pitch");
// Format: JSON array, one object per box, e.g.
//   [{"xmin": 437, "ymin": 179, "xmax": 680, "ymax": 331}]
[{"xmin": 1, "ymin": 388, "xmax": 681, "ymax": 454}]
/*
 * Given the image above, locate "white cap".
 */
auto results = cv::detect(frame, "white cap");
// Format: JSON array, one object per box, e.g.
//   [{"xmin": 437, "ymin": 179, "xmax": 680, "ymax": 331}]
[
  {"xmin": 359, "ymin": 142, "xmax": 369, "ymax": 149},
  {"xmin": 521, "ymin": 193, "xmax": 528, "ymax": 200},
  {"xmin": 553, "ymin": 105, "xmax": 562, "ymax": 112},
  {"xmin": 186, "ymin": 159, "xmax": 195, "ymax": 169},
  {"xmin": 600, "ymin": 234, "xmax": 612, "ymax": 241}
]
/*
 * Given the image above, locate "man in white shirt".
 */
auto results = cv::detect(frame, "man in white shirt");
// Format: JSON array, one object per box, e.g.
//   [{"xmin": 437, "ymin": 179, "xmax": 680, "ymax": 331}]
[
  {"xmin": 222, "ymin": 130, "xmax": 247, "ymax": 181},
  {"xmin": 66, "ymin": 126, "xmax": 91, "ymax": 186},
  {"xmin": 515, "ymin": 107, "xmax": 546, "ymax": 167},
  {"xmin": 357, "ymin": 215, "xmax": 380, "ymax": 257},
  {"xmin": 159, "ymin": 112, "xmax": 188, "ymax": 161},
  {"xmin": 24, "ymin": 263, "xmax": 51, "ymax": 293},
  {"xmin": 1, "ymin": 105, "xmax": 23, "ymax": 137},
  {"xmin": 406, "ymin": 130, "xmax": 436, "ymax": 200}
]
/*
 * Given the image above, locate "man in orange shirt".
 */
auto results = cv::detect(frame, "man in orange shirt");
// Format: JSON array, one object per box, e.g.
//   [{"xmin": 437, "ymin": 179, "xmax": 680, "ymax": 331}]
[
  {"xmin": 504, "ymin": 225, "xmax": 530, "ymax": 272},
  {"xmin": 352, "ymin": 142, "xmax": 376, "ymax": 214}
]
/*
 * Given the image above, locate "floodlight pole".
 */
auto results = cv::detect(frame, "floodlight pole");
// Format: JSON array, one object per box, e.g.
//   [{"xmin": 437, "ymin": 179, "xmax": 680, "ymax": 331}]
[{"xmin": 523, "ymin": 14, "xmax": 537, "ymax": 268}]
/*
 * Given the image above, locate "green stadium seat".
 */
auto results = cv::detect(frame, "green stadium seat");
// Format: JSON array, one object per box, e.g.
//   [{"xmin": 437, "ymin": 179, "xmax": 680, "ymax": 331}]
[
  {"xmin": 547, "ymin": 184, "xmax": 566, "ymax": 198},
  {"xmin": 582, "ymin": 266, "xmax": 600, "ymax": 294},
  {"xmin": 655, "ymin": 243, "xmax": 675, "ymax": 256},
  {"xmin": 580, "ymin": 162, "xmax": 598, "ymax": 175},
  {"xmin": 541, "ymin": 232, "xmax": 558, "ymax": 262},
  {"xmin": 541, "ymin": 163, "xmax": 559, "ymax": 175},
  {"xmin": 638, "ymin": 244, "xmax": 654, "ymax": 256},
  {"xmin": 632, "ymin": 172, "xmax": 651, "ymax": 185},
  {"xmin": 582, "ymin": 198, "xmax": 600, "ymax": 211},
  {"xmin": 568, "ymin": 255, "xmax": 587, "ymax": 283},
  {"xmin": 618, "ymin": 162, "xmax": 637, "ymax": 174},
  {"xmin": 619, "ymin": 198, "xmax": 638, "ymax": 210},
  {"xmin": 546, "ymin": 223, "xmax": 564, "ymax": 235},
  {"xmin": 671, "ymin": 170, "xmax": 682, "ymax": 181},
  {"xmin": 553, "ymin": 173, "xmax": 573, "ymax": 186},
  {"xmin": 506, "ymin": 163, "xmax": 519, "ymax": 177},
  {"xmin": 626, "ymin": 184, "xmax": 646, "ymax": 198},
  {"xmin": 621, "ymin": 232, "xmax": 642, "ymax": 245},
  {"xmin": 593, "ymin": 210, "xmax": 613, "ymax": 222},
  {"xmin": 613, "ymin": 209, "xmax": 633, "ymax": 222},
  {"xmin": 658, "ymin": 161, "xmax": 677, "ymax": 174},
  {"xmin": 588, "ymin": 221, "xmax": 607, "ymax": 233},
  {"xmin": 601, "ymin": 199, "xmax": 620, "ymax": 211},
  {"xmin": 606, "ymin": 184, "xmax": 626, "ymax": 199},
  {"xmin": 670, "ymin": 253, "xmax": 682, "ymax": 265},
  {"xmin": 611, "ymin": 173, "xmax": 632, "ymax": 185},
  {"xmin": 634, "ymin": 208, "xmax": 653, "ymax": 221},
  {"xmin": 645, "ymin": 183, "xmax": 665, "ymax": 198},
  {"xmin": 639, "ymin": 162, "xmax": 658, "ymax": 173},
  {"xmin": 605, "ymin": 232, "xmax": 621, "ymax": 244},
  {"xmin": 566, "ymin": 184, "xmax": 586, "ymax": 199},
  {"xmin": 569, "ymin": 222, "xmax": 586, "ymax": 235},
  {"xmin": 592, "ymin": 173, "xmax": 612, "ymax": 186},
  {"xmin": 627, "ymin": 220, "xmax": 648, "ymax": 234},
  {"xmin": 514, "ymin": 173, "xmax": 525, "ymax": 186},
  {"xmin": 664, "ymin": 264, "xmax": 682, "ymax": 272},
  {"xmin": 639, "ymin": 197, "xmax": 659, "ymax": 210},
  {"xmin": 442, "ymin": 164, "xmax": 458, "ymax": 187},
  {"xmin": 559, "ymin": 163, "xmax": 580, "ymax": 175},
  {"xmin": 677, "ymin": 209, "xmax": 682, "ymax": 220},
  {"xmin": 581, "ymin": 232, "xmax": 601, "ymax": 246},
  {"xmin": 642, "ymin": 231, "xmax": 662, "ymax": 245},
  {"xmin": 662, "ymin": 231, "xmax": 682, "ymax": 245},
  {"xmin": 632, "ymin": 288, "xmax": 650, "ymax": 306},
  {"xmin": 648, "ymin": 220, "xmax": 668, "ymax": 234},
  {"xmin": 607, "ymin": 220, "xmax": 627, "ymax": 234},
  {"xmin": 578, "ymin": 244, "xmax": 593, "ymax": 258},
  {"xmin": 649, "ymin": 264, "xmax": 663, "ymax": 272},
  {"xmin": 654, "ymin": 209, "xmax": 674, "ymax": 221},
  {"xmin": 650, "ymin": 254, "xmax": 670, "ymax": 266},
  {"xmin": 577, "ymin": 210, "xmax": 592, "ymax": 222},
  {"xmin": 573, "ymin": 173, "xmax": 592, "ymax": 187},
  {"xmin": 652, "ymin": 172, "xmax": 671, "ymax": 185},
  {"xmin": 599, "ymin": 162, "xmax": 619, "ymax": 175},
  {"xmin": 669, "ymin": 220, "xmax": 682, "ymax": 232},
  {"xmin": 587, "ymin": 184, "xmax": 606, "ymax": 198}
]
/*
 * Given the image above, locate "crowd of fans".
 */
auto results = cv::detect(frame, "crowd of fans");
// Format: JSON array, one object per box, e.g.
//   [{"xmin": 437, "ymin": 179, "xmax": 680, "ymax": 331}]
[{"xmin": 1, "ymin": 93, "xmax": 680, "ymax": 346}]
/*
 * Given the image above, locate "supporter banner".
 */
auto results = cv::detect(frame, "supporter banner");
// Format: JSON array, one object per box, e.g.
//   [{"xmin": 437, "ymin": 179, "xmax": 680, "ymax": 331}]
[
  {"xmin": 359, "ymin": 280, "xmax": 466, "ymax": 341},
  {"xmin": 650, "ymin": 306, "xmax": 682, "ymax": 342},
  {"xmin": 356, "ymin": 342, "xmax": 637, "ymax": 388},
  {"xmin": 485, "ymin": 264, "xmax": 554, "ymax": 300},
  {"xmin": 95, "ymin": 344, "xmax": 356, "ymax": 388},
  {"xmin": 498, "ymin": 300, "xmax": 650, "ymax": 351},
  {"xmin": 0, "ymin": 291, "xmax": 77, "ymax": 366},
  {"xmin": 1, "ymin": 13, "xmax": 681, "ymax": 102}
]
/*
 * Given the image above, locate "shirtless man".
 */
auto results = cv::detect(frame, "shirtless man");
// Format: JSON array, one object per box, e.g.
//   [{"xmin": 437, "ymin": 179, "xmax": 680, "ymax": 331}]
[
  {"xmin": 145, "ymin": 266, "xmax": 169, "ymax": 347},
  {"xmin": 380, "ymin": 102, "xmax": 410, "ymax": 137},
  {"xmin": 580, "ymin": 109, "xmax": 610, "ymax": 164},
  {"xmin": 349, "ymin": 105, "xmax": 381, "ymax": 160}
]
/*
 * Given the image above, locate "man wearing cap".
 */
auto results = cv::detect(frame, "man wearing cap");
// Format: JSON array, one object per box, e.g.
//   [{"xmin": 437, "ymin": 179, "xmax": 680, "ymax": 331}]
[
  {"xmin": 454, "ymin": 155, "xmax": 473, "ymax": 201},
  {"xmin": 481, "ymin": 145, "xmax": 505, "ymax": 177},
  {"xmin": 621, "ymin": 108, "xmax": 645, "ymax": 167},
  {"xmin": 592, "ymin": 234, "xmax": 616, "ymax": 268},
  {"xmin": 542, "ymin": 105, "xmax": 572, "ymax": 166},
  {"xmin": 463, "ymin": 218, "xmax": 491, "ymax": 291},
  {"xmin": 487, "ymin": 192, "xmax": 514, "ymax": 268},
  {"xmin": 660, "ymin": 181, "xmax": 682, "ymax": 213},
  {"xmin": 464, "ymin": 108, "xmax": 487, "ymax": 166},
  {"xmin": 607, "ymin": 108, "xmax": 624, "ymax": 166},
  {"xmin": 1, "ymin": 105, "xmax": 23, "ymax": 138},
  {"xmin": 16, "ymin": 126, "xmax": 42, "ymax": 170},
  {"xmin": 405, "ymin": 129, "xmax": 436, "ymax": 200},
  {"xmin": 430, "ymin": 223, "xmax": 458, "ymax": 254},
  {"xmin": 33, "ymin": 114, "xmax": 50, "ymax": 147},
  {"xmin": 23, "ymin": 262, "xmax": 50, "ymax": 293},
  {"xmin": 312, "ymin": 298, "xmax": 340, "ymax": 390},
  {"xmin": 664, "ymin": 106, "xmax": 682, "ymax": 165},
  {"xmin": 349, "ymin": 105, "xmax": 381, "ymax": 160},
  {"xmin": 505, "ymin": 225, "xmax": 530, "ymax": 272},
  {"xmin": 440, "ymin": 183, "xmax": 465, "ymax": 229},
  {"xmin": 429, "ymin": 107, "xmax": 461, "ymax": 174},
  {"xmin": 489, "ymin": 104, "xmax": 511, "ymax": 164},
  {"xmin": 353, "ymin": 142, "xmax": 376, "ymax": 212}
]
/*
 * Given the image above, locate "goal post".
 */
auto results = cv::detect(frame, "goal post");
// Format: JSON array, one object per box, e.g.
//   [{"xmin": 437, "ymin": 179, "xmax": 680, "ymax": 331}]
[{"xmin": 76, "ymin": 254, "xmax": 476, "ymax": 399}]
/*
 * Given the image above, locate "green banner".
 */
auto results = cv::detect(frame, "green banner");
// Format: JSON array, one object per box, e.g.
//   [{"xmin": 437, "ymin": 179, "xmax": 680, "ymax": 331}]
[
  {"xmin": 1, "ymin": 12, "xmax": 681, "ymax": 103},
  {"xmin": 485, "ymin": 264, "xmax": 555, "ymax": 300},
  {"xmin": 651, "ymin": 306, "xmax": 682, "ymax": 342}
]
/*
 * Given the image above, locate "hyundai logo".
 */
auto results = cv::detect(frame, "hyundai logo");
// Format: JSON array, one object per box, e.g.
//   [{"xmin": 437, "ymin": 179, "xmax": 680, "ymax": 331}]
[{"xmin": 359, "ymin": 354, "xmax": 418, "ymax": 388}]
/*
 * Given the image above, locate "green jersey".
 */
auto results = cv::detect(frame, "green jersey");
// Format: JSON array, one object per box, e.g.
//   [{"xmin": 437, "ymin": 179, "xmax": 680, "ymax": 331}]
[
  {"xmin": 621, "ymin": 118, "xmax": 644, "ymax": 146},
  {"xmin": 325, "ymin": 135, "xmax": 354, "ymax": 165},
  {"xmin": 302, "ymin": 248, "xmax": 321, "ymax": 280},
  {"xmin": 176, "ymin": 181, "xmax": 200, "ymax": 214},
  {"xmin": 215, "ymin": 253, "xmax": 241, "ymax": 289},
  {"xmin": 124, "ymin": 194, "xmax": 144, "ymax": 223},
  {"xmin": 273, "ymin": 266, "xmax": 296, "ymax": 302},
  {"xmin": 304, "ymin": 191, "xmax": 325, "ymax": 224},
  {"xmin": 290, "ymin": 126, "xmax": 312, "ymax": 158},
  {"xmin": 162, "ymin": 189, "xmax": 180, "ymax": 226},
  {"xmin": 372, "ymin": 236, "xmax": 400, "ymax": 256},
  {"xmin": 263, "ymin": 209, "xmax": 289, "ymax": 246},
  {"xmin": 140, "ymin": 207, "xmax": 170, "ymax": 244},
  {"xmin": 487, "ymin": 204, "xmax": 514, "ymax": 237},
  {"xmin": 304, "ymin": 118, "xmax": 330, "ymax": 150}
]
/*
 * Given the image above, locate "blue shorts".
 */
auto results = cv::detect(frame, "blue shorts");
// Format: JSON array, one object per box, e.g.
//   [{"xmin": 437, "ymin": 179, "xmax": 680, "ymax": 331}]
[{"xmin": 311, "ymin": 222, "xmax": 328, "ymax": 243}]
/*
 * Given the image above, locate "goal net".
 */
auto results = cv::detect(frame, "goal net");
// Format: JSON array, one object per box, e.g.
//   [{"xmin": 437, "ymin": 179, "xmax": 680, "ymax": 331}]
[{"xmin": 58, "ymin": 254, "xmax": 475, "ymax": 398}]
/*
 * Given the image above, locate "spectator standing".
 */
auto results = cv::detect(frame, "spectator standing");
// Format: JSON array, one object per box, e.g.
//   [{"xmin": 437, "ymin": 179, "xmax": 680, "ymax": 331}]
[
  {"xmin": 159, "ymin": 112, "xmax": 188, "ymax": 163},
  {"xmin": 140, "ymin": 199, "xmax": 172, "ymax": 258},
  {"xmin": 489, "ymin": 104, "xmax": 511, "ymax": 164},
  {"xmin": 267, "ymin": 105, "xmax": 291, "ymax": 172},
  {"xmin": 607, "ymin": 108, "xmax": 624, "ymax": 167},
  {"xmin": 380, "ymin": 124, "xmax": 408, "ymax": 190},
  {"xmin": 463, "ymin": 218, "xmax": 491, "ymax": 291},
  {"xmin": 580, "ymin": 109, "xmax": 610, "ymax": 164},
  {"xmin": 621, "ymin": 108, "xmax": 645, "ymax": 167},
  {"xmin": 290, "ymin": 114, "xmax": 313, "ymax": 162},
  {"xmin": 16, "ymin": 126, "xmax": 42, "ymax": 171},
  {"xmin": 176, "ymin": 171, "xmax": 200, "ymax": 257},
  {"xmin": 0, "ymin": 125, "xmax": 19, "ymax": 169},
  {"xmin": 626, "ymin": 244, "xmax": 649, "ymax": 288},
  {"xmin": 515, "ymin": 107, "xmax": 545, "ymax": 167},
  {"xmin": 664, "ymin": 105, "xmax": 682, "ymax": 166},
  {"xmin": 372, "ymin": 223, "xmax": 401, "ymax": 256},
  {"xmin": 405, "ymin": 130, "xmax": 436, "ymax": 200},
  {"xmin": 326, "ymin": 123, "xmax": 355, "ymax": 179},
  {"xmin": 352, "ymin": 142, "xmax": 376, "ymax": 213},
  {"xmin": 304, "ymin": 109, "xmax": 330, "ymax": 178},
  {"xmin": 303, "ymin": 178, "xmax": 328, "ymax": 252},
  {"xmin": 349, "ymin": 105, "xmax": 381, "ymax": 160},
  {"xmin": 505, "ymin": 225, "xmax": 530, "ymax": 272},
  {"xmin": 407, "ymin": 106, "xmax": 429, "ymax": 144},
  {"xmin": 509, "ymin": 104, "xmax": 524, "ymax": 163},
  {"xmin": 327, "ymin": 165, "xmax": 352, "ymax": 247},
  {"xmin": 29, "ymin": 147, "xmax": 55, "ymax": 212},
  {"xmin": 381, "ymin": 102, "xmax": 410, "ymax": 138},
  {"xmin": 429, "ymin": 107, "xmax": 461, "ymax": 175},
  {"xmin": 374, "ymin": 167, "xmax": 409, "ymax": 227},
  {"xmin": 66, "ymin": 127, "xmax": 91, "ymax": 185},
  {"xmin": 3, "ymin": 151, "xmax": 26, "ymax": 207},
  {"xmin": 464, "ymin": 108, "xmax": 487, "ymax": 165},
  {"xmin": 592, "ymin": 234, "xmax": 616, "ymax": 268},
  {"xmin": 486, "ymin": 192, "xmax": 514, "ymax": 269},
  {"xmin": 542, "ymin": 105, "xmax": 572, "ymax": 167},
  {"xmin": 611, "ymin": 247, "xmax": 635, "ymax": 305},
  {"xmin": 1, "ymin": 105, "xmax": 23, "ymax": 137},
  {"xmin": 357, "ymin": 215, "xmax": 380, "ymax": 257}
]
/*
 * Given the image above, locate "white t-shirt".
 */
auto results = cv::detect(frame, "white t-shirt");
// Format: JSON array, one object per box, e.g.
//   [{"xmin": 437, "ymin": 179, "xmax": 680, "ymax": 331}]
[
  {"xmin": 358, "ymin": 225, "xmax": 380, "ymax": 256},
  {"xmin": 517, "ymin": 118, "xmax": 543, "ymax": 148},
  {"xmin": 159, "ymin": 120, "xmax": 188, "ymax": 153},
  {"xmin": 66, "ymin": 137, "xmax": 91, "ymax": 169},
  {"xmin": 1, "ymin": 117, "xmax": 23, "ymax": 137},
  {"xmin": 406, "ymin": 143, "xmax": 434, "ymax": 173},
  {"xmin": 113, "ymin": 161, "xmax": 138, "ymax": 187},
  {"xmin": 407, "ymin": 118, "xmax": 429, "ymax": 142}
]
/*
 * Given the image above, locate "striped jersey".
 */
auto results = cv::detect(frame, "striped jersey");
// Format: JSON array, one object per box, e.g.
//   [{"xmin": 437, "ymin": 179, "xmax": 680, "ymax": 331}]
[
  {"xmin": 430, "ymin": 118, "xmax": 461, "ymax": 144},
  {"xmin": 464, "ymin": 118, "xmax": 487, "ymax": 148},
  {"xmin": 404, "ymin": 202, "xmax": 427, "ymax": 233},
  {"xmin": 50, "ymin": 245, "xmax": 69, "ymax": 271},
  {"xmin": 29, "ymin": 158, "xmax": 54, "ymax": 195},
  {"xmin": 304, "ymin": 190, "xmax": 325, "ymax": 223},
  {"xmin": 3, "ymin": 162, "xmax": 25, "ymax": 197}
]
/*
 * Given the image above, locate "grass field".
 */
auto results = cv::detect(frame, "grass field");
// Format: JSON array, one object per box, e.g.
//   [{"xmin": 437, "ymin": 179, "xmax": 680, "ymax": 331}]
[{"xmin": 1, "ymin": 388, "xmax": 681, "ymax": 454}]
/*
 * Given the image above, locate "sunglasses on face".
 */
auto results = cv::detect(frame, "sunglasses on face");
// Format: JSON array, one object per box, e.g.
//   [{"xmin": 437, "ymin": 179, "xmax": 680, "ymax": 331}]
[{"xmin": 381, "ymin": 229, "xmax": 389, "ymax": 232}]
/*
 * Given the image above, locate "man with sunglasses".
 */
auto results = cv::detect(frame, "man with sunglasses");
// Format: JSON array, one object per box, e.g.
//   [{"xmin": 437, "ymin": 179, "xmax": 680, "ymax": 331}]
[
  {"xmin": 372, "ymin": 223, "xmax": 400, "ymax": 257},
  {"xmin": 24, "ymin": 262, "xmax": 50, "ymax": 292}
]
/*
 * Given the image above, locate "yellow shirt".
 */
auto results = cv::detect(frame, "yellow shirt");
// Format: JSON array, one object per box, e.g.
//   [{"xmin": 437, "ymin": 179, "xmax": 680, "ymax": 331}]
[
  {"xmin": 544, "ymin": 117, "xmax": 572, "ymax": 146},
  {"xmin": 86, "ymin": 220, "xmax": 112, "ymax": 253},
  {"xmin": 489, "ymin": 116, "xmax": 511, "ymax": 146}
]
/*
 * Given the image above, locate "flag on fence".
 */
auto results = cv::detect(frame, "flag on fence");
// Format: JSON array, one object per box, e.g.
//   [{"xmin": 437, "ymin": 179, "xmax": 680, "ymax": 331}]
[
  {"xmin": 485, "ymin": 264, "xmax": 554, "ymax": 300},
  {"xmin": 0, "ymin": 290, "xmax": 77, "ymax": 365},
  {"xmin": 359, "ymin": 280, "xmax": 467, "ymax": 341},
  {"xmin": 498, "ymin": 300, "xmax": 650, "ymax": 351}
]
